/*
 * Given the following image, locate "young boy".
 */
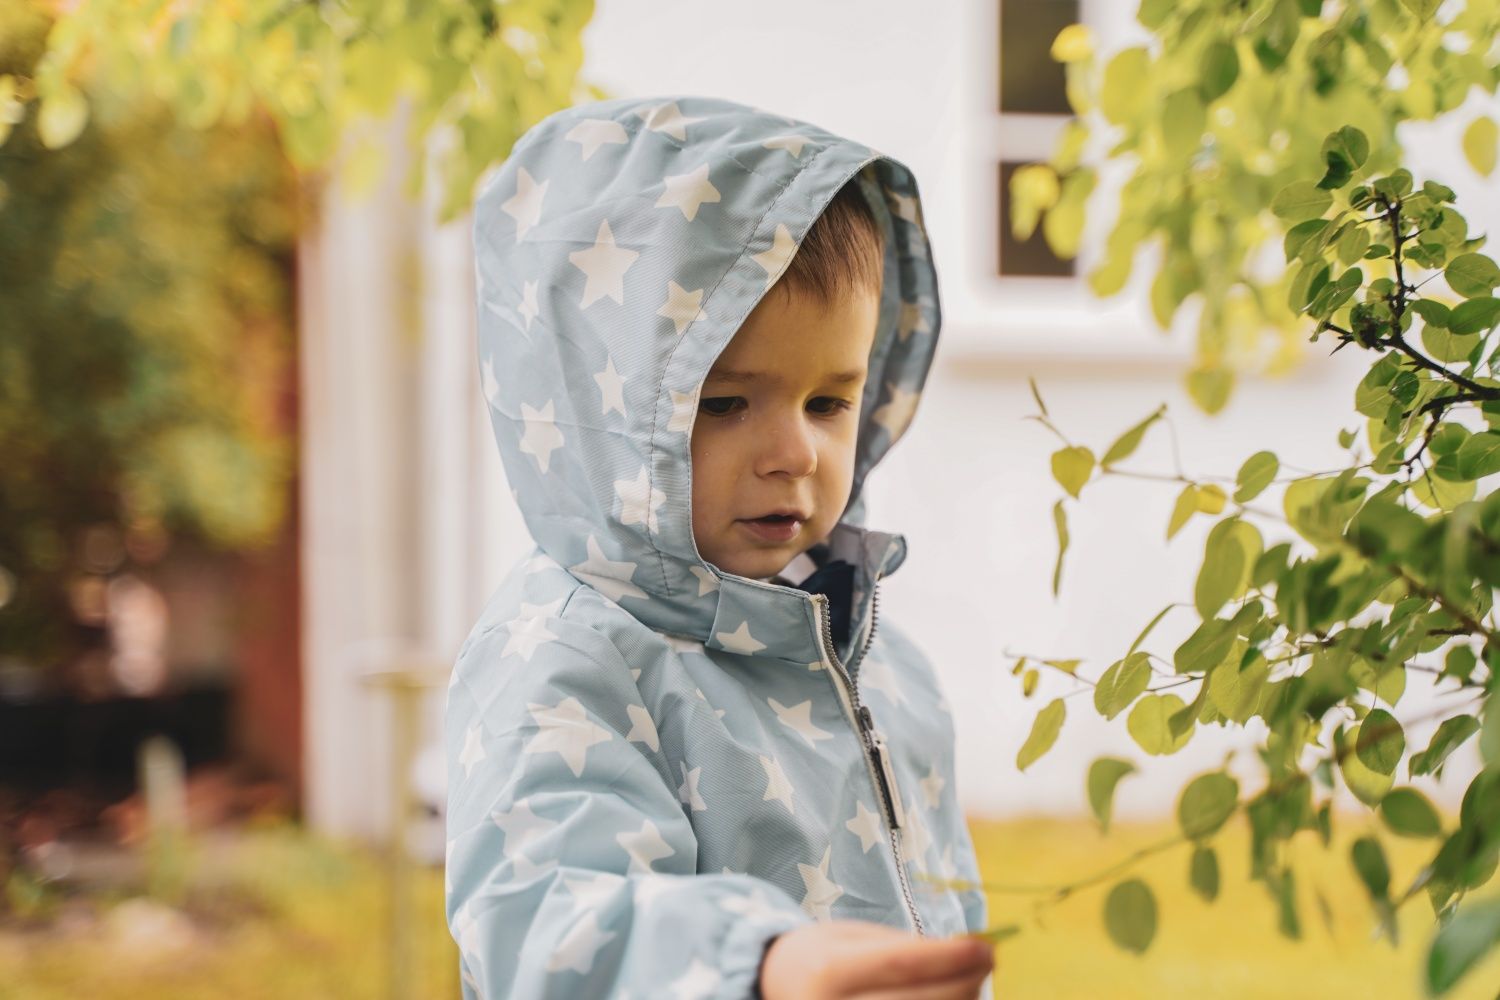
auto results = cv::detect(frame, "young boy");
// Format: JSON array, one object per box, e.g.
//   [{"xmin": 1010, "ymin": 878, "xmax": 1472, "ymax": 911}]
[{"xmin": 447, "ymin": 95, "xmax": 993, "ymax": 998}]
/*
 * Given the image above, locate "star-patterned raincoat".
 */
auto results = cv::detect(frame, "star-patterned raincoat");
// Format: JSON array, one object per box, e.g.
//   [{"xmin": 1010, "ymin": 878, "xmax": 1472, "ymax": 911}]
[{"xmin": 445, "ymin": 95, "xmax": 988, "ymax": 999}]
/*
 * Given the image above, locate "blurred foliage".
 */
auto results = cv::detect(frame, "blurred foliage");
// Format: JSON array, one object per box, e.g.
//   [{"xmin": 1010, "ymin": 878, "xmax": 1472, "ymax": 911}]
[
  {"xmin": 1012, "ymin": 0, "xmax": 1500, "ymax": 412},
  {"xmin": 0, "ymin": 819, "xmax": 457, "ymax": 999},
  {"xmin": 993, "ymin": 2, "xmax": 1500, "ymax": 992},
  {"xmin": 19, "ymin": 0, "xmax": 605, "ymax": 222},
  {"xmin": 0, "ymin": 1, "xmax": 297, "ymax": 672}
]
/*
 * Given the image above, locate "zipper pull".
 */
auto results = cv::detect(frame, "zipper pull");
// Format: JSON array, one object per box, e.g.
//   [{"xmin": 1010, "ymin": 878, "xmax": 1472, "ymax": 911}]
[
  {"xmin": 871, "ymin": 733, "xmax": 905, "ymax": 830},
  {"xmin": 857, "ymin": 704, "xmax": 875, "ymax": 733}
]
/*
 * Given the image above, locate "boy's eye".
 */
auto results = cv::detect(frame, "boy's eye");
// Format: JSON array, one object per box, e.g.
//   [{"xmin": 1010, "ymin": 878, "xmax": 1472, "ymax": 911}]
[
  {"xmin": 698, "ymin": 396, "xmax": 744, "ymax": 416},
  {"xmin": 808, "ymin": 397, "xmax": 853, "ymax": 415}
]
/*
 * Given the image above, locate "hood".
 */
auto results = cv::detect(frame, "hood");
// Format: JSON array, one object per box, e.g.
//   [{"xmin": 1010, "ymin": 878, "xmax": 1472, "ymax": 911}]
[{"xmin": 472, "ymin": 95, "xmax": 941, "ymax": 652}]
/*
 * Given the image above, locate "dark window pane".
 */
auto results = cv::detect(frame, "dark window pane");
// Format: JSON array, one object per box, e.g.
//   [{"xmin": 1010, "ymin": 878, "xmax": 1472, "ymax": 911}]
[
  {"xmin": 999, "ymin": 0, "xmax": 1079, "ymax": 115},
  {"xmin": 998, "ymin": 161, "xmax": 1075, "ymax": 278}
]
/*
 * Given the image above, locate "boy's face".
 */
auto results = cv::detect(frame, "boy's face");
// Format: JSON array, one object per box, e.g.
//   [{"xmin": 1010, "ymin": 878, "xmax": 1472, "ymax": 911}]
[{"xmin": 690, "ymin": 284, "xmax": 880, "ymax": 580}]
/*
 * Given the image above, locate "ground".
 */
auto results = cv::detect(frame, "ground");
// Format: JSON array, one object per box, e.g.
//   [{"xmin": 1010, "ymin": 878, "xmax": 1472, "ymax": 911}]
[{"xmin": 1, "ymin": 814, "xmax": 1496, "ymax": 998}]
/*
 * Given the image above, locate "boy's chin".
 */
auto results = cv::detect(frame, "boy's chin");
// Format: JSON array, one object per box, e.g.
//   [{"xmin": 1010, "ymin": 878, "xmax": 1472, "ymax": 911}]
[{"xmin": 703, "ymin": 543, "xmax": 805, "ymax": 581}]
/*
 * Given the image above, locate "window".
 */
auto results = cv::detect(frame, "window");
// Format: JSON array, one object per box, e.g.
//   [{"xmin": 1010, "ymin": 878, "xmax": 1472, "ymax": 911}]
[{"xmin": 996, "ymin": 0, "xmax": 1079, "ymax": 279}]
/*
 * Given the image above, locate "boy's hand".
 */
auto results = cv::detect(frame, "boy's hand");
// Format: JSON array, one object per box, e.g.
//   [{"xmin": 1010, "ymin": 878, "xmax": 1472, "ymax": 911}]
[{"xmin": 758, "ymin": 920, "xmax": 993, "ymax": 999}]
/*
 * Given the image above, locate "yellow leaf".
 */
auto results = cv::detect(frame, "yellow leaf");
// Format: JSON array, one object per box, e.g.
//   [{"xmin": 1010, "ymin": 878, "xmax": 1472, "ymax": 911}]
[
  {"xmin": 1050, "ymin": 24, "xmax": 1094, "ymax": 64},
  {"xmin": 1051, "ymin": 445, "xmax": 1095, "ymax": 499},
  {"xmin": 1196, "ymin": 484, "xmax": 1227, "ymax": 514},
  {"xmin": 37, "ymin": 82, "xmax": 88, "ymax": 150},
  {"xmin": 1463, "ymin": 115, "xmax": 1498, "ymax": 177}
]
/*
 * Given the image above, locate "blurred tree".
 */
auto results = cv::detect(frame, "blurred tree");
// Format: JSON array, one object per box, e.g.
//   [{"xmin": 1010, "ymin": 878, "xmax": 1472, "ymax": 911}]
[
  {"xmin": 21, "ymin": 0, "xmax": 604, "ymax": 221},
  {"xmin": 0, "ymin": 1, "xmax": 297, "ymax": 676}
]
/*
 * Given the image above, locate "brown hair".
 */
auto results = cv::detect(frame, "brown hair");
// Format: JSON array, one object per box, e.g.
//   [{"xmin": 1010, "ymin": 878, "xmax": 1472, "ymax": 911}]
[{"xmin": 774, "ymin": 173, "xmax": 886, "ymax": 308}]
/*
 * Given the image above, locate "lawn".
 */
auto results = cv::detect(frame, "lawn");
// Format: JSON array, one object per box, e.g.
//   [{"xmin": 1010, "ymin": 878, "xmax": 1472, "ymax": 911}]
[{"xmin": 1, "ymin": 814, "xmax": 1495, "ymax": 998}]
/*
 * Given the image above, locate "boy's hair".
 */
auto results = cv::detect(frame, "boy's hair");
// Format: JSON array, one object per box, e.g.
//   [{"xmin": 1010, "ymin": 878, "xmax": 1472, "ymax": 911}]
[{"xmin": 774, "ymin": 174, "xmax": 886, "ymax": 308}]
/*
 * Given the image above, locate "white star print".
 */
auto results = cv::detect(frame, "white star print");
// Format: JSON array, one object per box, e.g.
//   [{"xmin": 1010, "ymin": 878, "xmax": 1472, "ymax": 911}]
[
  {"xmin": 937, "ymin": 845, "xmax": 958, "ymax": 881},
  {"xmin": 453, "ymin": 901, "xmax": 483, "ymax": 961},
  {"xmin": 523, "ymin": 696, "xmax": 612, "ymax": 777},
  {"xmin": 677, "ymin": 761, "xmax": 707, "ymax": 811},
  {"xmin": 846, "ymin": 800, "xmax": 883, "ymax": 853},
  {"xmin": 546, "ymin": 910, "xmax": 617, "ymax": 974},
  {"xmin": 459, "ymin": 725, "xmax": 486, "ymax": 779},
  {"xmin": 694, "ymin": 687, "xmax": 726, "ymax": 719},
  {"xmin": 886, "ymin": 188, "xmax": 921, "ymax": 226},
  {"xmin": 594, "ymin": 355, "xmax": 628, "ymax": 417},
  {"xmin": 859, "ymin": 654, "xmax": 908, "ymax": 708},
  {"xmin": 663, "ymin": 634, "xmax": 705, "ymax": 654},
  {"xmin": 716, "ymin": 620, "xmax": 767, "ymax": 655},
  {"xmin": 762, "ymin": 134, "xmax": 809, "ymax": 158},
  {"xmin": 624, "ymin": 703, "xmax": 660, "ymax": 751},
  {"xmin": 668, "ymin": 958, "xmax": 722, "ymax": 1000},
  {"xmin": 633, "ymin": 101, "xmax": 704, "ymax": 141},
  {"xmin": 480, "ymin": 355, "xmax": 501, "ymax": 407},
  {"xmin": 630, "ymin": 668, "xmax": 642, "ymax": 682},
  {"xmin": 720, "ymin": 885, "xmax": 790, "ymax": 923},
  {"xmin": 900, "ymin": 792, "xmax": 932, "ymax": 862},
  {"xmin": 919, "ymin": 765, "xmax": 946, "ymax": 810},
  {"xmin": 502, "ymin": 166, "xmax": 548, "ymax": 241},
  {"xmin": 896, "ymin": 299, "xmax": 933, "ymax": 342},
  {"xmin": 871, "ymin": 384, "xmax": 920, "ymax": 439},
  {"xmin": 760, "ymin": 754, "xmax": 795, "ymax": 815},
  {"xmin": 752, "ymin": 223, "xmax": 799, "ymax": 291},
  {"xmin": 445, "ymin": 838, "xmax": 455, "ymax": 894},
  {"xmin": 806, "ymin": 660, "xmax": 824, "ymax": 672},
  {"xmin": 616, "ymin": 818, "xmax": 675, "ymax": 873},
  {"xmin": 658, "ymin": 281, "xmax": 707, "ymax": 336},
  {"xmin": 569, "ymin": 219, "xmax": 640, "ymax": 308},
  {"xmin": 492, "ymin": 798, "xmax": 558, "ymax": 880},
  {"xmin": 501, "ymin": 602, "xmax": 562, "ymax": 660},
  {"xmin": 564, "ymin": 117, "xmax": 627, "ymax": 161},
  {"xmin": 935, "ymin": 693, "xmax": 951, "ymax": 715},
  {"xmin": 666, "ymin": 389, "xmax": 697, "ymax": 433},
  {"xmin": 562, "ymin": 872, "xmax": 625, "ymax": 917},
  {"xmin": 517, "ymin": 279, "xmax": 540, "ymax": 333},
  {"xmin": 519, "ymin": 399, "xmax": 565, "ymax": 474},
  {"xmin": 688, "ymin": 565, "xmax": 719, "ymax": 595},
  {"xmin": 768, "ymin": 697, "xmax": 834, "ymax": 748},
  {"xmin": 656, "ymin": 163, "xmax": 721, "ymax": 221},
  {"xmin": 797, "ymin": 846, "xmax": 845, "ymax": 921},
  {"xmin": 569, "ymin": 535, "xmax": 649, "ymax": 604},
  {"xmin": 614, "ymin": 466, "xmax": 665, "ymax": 533}
]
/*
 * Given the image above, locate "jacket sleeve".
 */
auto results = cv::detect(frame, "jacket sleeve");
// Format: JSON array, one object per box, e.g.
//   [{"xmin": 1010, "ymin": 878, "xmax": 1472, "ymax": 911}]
[{"xmin": 444, "ymin": 605, "xmax": 814, "ymax": 999}]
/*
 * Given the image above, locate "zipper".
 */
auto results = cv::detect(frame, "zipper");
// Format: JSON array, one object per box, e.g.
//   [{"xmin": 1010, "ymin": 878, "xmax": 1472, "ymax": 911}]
[{"xmin": 811, "ymin": 572, "xmax": 926, "ymax": 936}]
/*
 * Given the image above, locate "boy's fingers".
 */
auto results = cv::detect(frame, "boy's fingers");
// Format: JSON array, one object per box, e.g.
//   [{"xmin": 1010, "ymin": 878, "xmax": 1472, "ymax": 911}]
[
  {"xmin": 831, "ymin": 936, "xmax": 992, "ymax": 994},
  {"xmin": 853, "ymin": 963, "xmax": 993, "ymax": 1000}
]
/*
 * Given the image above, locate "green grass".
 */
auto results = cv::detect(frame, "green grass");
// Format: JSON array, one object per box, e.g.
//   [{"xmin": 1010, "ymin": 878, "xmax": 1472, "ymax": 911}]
[
  {"xmin": 1, "ymin": 815, "xmax": 1495, "ymax": 998},
  {"xmin": 968, "ymin": 814, "xmax": 1500, "ymax": 1000}
]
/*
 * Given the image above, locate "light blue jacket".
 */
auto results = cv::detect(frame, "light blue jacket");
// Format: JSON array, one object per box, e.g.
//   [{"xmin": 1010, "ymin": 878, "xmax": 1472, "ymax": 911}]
[{"xmin": 445, "ymin": 94, "xmax": 987, "ymax": 999}]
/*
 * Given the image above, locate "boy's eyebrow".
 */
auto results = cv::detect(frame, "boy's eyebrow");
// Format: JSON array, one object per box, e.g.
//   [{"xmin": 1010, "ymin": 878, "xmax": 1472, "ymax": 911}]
[{"xmin": 704, "ymin": 368, "xmax": 866, "ymax": 387}]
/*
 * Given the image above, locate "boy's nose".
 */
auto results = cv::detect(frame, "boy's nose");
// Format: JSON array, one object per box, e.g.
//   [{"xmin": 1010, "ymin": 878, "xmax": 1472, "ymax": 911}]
[{"xmin": 756, "ymin": 415, "xmax": 818, "ymax": 479}]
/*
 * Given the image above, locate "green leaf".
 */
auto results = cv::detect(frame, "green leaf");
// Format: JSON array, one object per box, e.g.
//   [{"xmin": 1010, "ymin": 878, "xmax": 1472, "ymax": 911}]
[
  {"xmin": 1087, "ymin": 757, "xmax": 1136, "ymax": 834},
  {"xmin": 1339, "ymin": 726, "xmax": 1395, "ymax": 806},
  {"xmin": 1103, "ymin": 879, "xmax": 1157, "ymax": 954},
  {"xmin": 1284, "ymin": 218, "xmax": 1329, "ymax": 263},
  {"xmin": 1462, "ymin": 115, "xmax": 1498, "ymax": 177},
  {"xmin": 1161, "ymin": 88, "xmax": 1206, "ymax": 157},
  {"xmin": 1234, "ymin": 451, "xmax": 1279, "ymax": 503},
  {"xmin": 1128, "ymin": 694, "xmax": 1193, "ymax": 755},
  {"xmin": 1101, "ymin": 405, "xmax": 1166, "ymax": 467},
  {"xmin": 1351, "ymin": 835, "xmax": 1391, "ymax": 901},
  {"xmin": 1379, "ymin": 787, "xmax": 1443, "ymax": 838},
  {"xmin": 1101, "ymin": 47, "xmax": 1151, "ymax": 124},
  {"xmin": 1095, "ymin": 651, "xmax": 1153, "ymax": 720},
  {"xmin": 1189, "ymin": 845, "xmax": 1220, "ymax": 902},
  {"xmin": 1457, "ymin": 432, "xmax": 1500, "ymax": 479},
  {"xmin": 1174, "ymin": 617, "xmax": 1235, "ymax": 675},
  {"xmin": 1052, "ymin": 499, "xmax": 1069, "ymax": 597},
  {"xmin": 1016, "ymin": 698, "xmax": 1066, "ymax": 771},
  {"xmin": 1208, "ymin": 656, "xmax": 1269, "ymax": 724},
  {"xmin": 1445, "ymin": 253, "xmax": 1500, "ymax": 297},
  {"xmin": 1271, "ymin": 182, "xmax": 1333, "ymax": 222},
  {"xmin": 1138, "ymin": 0, "xmax": 1173, "ymax": 29},
  {"xmin": 1177, "ymin": 771, "xmax": 1239, "ymax": 840},
  {"xmin": 1322, "ymin": 125, "xmax": 1370, "ymax": 171},
  {"xmin": 1028, "ymin": 376, "xmax": 1049, "ymax": 417},
  {"xmin": 1449, "ymin": 297, "xmax": 1500, "ymax": 335},
  {"xmin": 1356, "ymin": 708, "xmax": 1406, "ymax": 776},
  {"xmin": 1199, "ymin": 39, "xmax": 1239, "ymax": 103},
  {"xmin": 1194, "ymin": 518, "xmax": 1260, "ymax": 619},
  {"xmin": 1426, "ymin": 897, "xmax": 1500, "ymax": 995},
  {"xmin": 1168, "ymin": 484, "xmax": 1198, "ymax": 540},
  {"xmin": 1051, "ymin": 445, "xmax": 1095, "ymax": 499},
  {"xmin": 1400, "ymin": 0, "xmax": 1442, "ymax": 19},
  {"xmin": 1185, "ymin": 365, "xmax": 1233, "ymax": 415}
]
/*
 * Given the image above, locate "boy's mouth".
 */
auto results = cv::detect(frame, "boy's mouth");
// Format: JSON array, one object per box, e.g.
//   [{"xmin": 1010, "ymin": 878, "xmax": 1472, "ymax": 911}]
[{"xmin": 738, "ymin": 512, "xmax": 805, "ymax": 542}]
